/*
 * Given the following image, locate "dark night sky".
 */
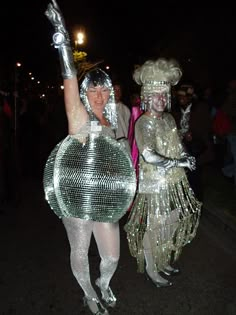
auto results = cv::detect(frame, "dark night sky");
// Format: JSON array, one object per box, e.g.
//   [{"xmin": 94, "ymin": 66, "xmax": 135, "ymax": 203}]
[{"xmin": 2, "ymin": 1, "xmax": 236, "ymax": 89}]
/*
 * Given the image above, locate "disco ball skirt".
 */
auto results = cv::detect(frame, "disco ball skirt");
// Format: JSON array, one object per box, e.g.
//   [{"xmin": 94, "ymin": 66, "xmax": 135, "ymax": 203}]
[{"xmin": 43, "ymin": 134, "xmax": 136, "ymax": 223}]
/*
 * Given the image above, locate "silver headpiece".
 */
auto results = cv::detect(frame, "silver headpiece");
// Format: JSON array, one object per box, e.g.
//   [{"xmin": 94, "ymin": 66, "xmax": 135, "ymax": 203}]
[
  {"xmin": 133, "ymin": 58, "xmax": 182, "ymax": 112},
  {"xmin": 80, "ymin": 68, "xmax": 118, "ymax": 129}
]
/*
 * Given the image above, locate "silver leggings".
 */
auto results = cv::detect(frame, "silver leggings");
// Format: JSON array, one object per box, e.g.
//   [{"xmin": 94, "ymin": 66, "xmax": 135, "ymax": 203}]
[{"xmin": 62, "ymin": 217, "xmax": 120, "ymax": 299}]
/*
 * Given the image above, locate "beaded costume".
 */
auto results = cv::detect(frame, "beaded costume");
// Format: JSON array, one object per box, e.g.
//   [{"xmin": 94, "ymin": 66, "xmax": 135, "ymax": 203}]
[{"xmin": 124, "ymin": 112, "xmax": 202, "ymax": 273}]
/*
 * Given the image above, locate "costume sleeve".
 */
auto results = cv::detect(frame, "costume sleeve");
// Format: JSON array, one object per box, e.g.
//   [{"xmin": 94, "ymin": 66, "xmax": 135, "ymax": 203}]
[
  {"xmin": 135, "ymin": 117, "xmax": 156, "ymax": 153},
  {"xmin": 135, "ymin": 116, "xmax": 177, "ymax": 169}
]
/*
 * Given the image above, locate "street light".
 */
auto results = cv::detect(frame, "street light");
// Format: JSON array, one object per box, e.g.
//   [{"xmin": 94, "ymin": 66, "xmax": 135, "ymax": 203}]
[
  {"xmin": 75, "ymin": 30, "xmax": 86, "ymax": 51},
  {"xmin": 73, "ymin": 28, "xmax": 103, "ymax": 81},
  {"xmin": 77, "ymin": 31, "xmax": 84, "ymax": 45}
]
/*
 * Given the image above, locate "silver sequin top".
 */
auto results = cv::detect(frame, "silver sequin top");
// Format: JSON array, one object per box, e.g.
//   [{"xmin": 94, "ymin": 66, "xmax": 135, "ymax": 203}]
[{"xmin": 136, "ymin": 113, "xmax": 186, "ymax": 193}]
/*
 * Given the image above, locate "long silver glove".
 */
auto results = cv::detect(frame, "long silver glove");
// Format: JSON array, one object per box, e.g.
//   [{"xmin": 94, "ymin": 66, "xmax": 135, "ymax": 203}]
[
  {"xmin": 177, "ymin": 156, "xmax": 196, "ymax": 171},
  {"xmin": 142, "ymin": 148, "xmax": 178, "ymax": 170},
  {"xmin": 142, "ymin": 148, "xmax": 196, "ymax": 171},
  {"xmin": 45, "ymin": 0, "xmax": 77, "ymax": 79}
]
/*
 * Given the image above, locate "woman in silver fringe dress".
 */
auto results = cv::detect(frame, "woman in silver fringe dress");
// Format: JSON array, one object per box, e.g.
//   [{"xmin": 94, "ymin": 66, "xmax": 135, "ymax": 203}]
[
  {"xmin": 124, "ymin": 58, "xmax": 202, "ymax": 287},
  {"xmin": 44, "ymin": 1, "xmax": 136, "ymax": 314}
]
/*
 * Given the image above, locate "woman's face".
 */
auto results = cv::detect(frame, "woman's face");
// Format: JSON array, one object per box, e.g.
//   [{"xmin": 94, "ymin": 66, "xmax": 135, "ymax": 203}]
[{"xmin": 86, "ymin": 85, "xmax": 110, "ymax": 112}]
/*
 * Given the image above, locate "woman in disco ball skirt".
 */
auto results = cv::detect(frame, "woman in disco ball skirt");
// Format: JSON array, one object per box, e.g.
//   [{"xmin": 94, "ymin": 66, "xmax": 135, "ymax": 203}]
[
  {"xmin": 124, "ymin": 58, "xmax": 202, "ymax": 287},
  {"xmin": 44, "ymin": 1, "xmax": 136, "ymax": 314}
]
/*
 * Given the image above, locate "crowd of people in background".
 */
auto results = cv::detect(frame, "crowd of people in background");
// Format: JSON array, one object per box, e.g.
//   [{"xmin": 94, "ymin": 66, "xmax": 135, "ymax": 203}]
[{"xmin": 1, "ymin": 70, "xmax": 236, "ymax": 213}]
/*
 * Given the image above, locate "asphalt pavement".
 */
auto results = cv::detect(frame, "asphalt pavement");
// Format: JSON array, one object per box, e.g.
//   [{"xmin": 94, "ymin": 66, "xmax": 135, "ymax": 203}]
[{"xmin": 0, "ymin": 163, "xmax": 236, "ymax": 315}]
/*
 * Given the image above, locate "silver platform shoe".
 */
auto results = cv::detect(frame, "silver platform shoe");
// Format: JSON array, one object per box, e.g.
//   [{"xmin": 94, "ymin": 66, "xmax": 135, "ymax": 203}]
[
  {"xmin": 95, "ymin": 278, "xmax": 117, "ymax": 308},
  {"xmin": 83, "ymin": 296, "xmax": 109, "ymax": 315}
]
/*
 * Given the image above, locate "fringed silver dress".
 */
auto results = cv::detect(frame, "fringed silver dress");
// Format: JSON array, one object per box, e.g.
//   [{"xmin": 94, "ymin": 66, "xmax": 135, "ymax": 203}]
[{"xmin": 124, "ymin": 113, "xmax": 202, "ymax": 273}]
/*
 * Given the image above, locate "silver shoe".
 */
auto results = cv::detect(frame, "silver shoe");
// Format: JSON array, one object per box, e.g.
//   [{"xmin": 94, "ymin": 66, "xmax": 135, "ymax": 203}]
[
  {"xmin": 144, "ymin": 270, "xmax": 173, "ymax": 288},
  {"xmin": 162, "ymin": 267, "xmax": 180, "ymax": 276},
  {"xmin": 95, "ymin": 279, "xmax": 117, "ymax": 308},
  {"xmin": 83, "ymin": 296, "xmax": 109, "ymax": 315}
]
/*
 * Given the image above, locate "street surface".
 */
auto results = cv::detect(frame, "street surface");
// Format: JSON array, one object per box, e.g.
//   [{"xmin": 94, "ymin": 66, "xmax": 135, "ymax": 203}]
[{"xmin": 1, "ymin": 177, "xmax": 236, "ymax": 315}]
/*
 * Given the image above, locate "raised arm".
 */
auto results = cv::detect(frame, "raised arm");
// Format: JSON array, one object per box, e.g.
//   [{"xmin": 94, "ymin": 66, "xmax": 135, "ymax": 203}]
[{"xmin": 45, "ymin": 0, "xmax": 88, "ymax": 134}]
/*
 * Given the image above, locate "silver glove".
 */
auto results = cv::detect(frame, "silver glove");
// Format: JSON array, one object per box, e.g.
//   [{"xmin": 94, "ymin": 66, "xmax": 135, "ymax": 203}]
[
  {"xmin": 176, "ymin": 156, "xmax": 196, "ymax": 171},
  {"xmin": 142, "ymin": 148, "xmax": 177, "ymax": 170},
  {"xmin": 45, "ymin": 0, "xmax": 77, "ymax": 79},
  {"xmin": 142, "ymin": 148, "xmax": 196, "ymax": 171}
]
